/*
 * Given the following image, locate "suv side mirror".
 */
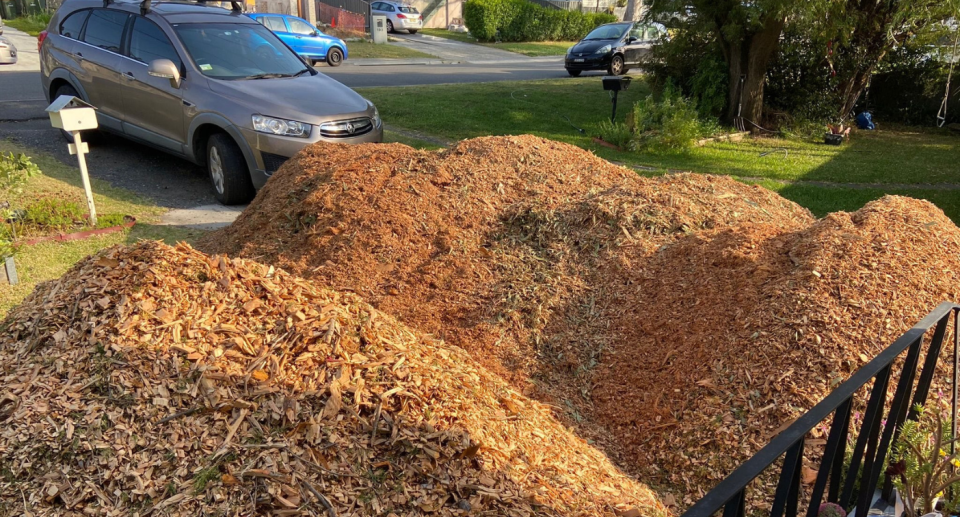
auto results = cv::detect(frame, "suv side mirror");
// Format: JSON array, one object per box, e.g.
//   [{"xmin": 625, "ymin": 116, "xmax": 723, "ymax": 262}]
[
  {"xmin": 627, "ymin": 36, "xmax": 639, "ymax": 44},
  {"xmin": 148, "ymin": 58, "xmax": 181, "ymax": 88}
]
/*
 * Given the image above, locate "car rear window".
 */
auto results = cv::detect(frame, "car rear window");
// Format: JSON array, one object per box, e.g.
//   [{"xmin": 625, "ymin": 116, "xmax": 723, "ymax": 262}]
[
  {"xmin": 81, "ymin": 10, "xmax": 129, "ymax": 53},
  {"xmin": 60, "ymin": 9, "xmax": 89, "ymax": 39},
  {"xmin": 398, "ymin": 6, "xmax": 419, "ymax": 13},
  {"xmin": 261, "ymin": 16, "xmax": 286, "ymax": 32}
]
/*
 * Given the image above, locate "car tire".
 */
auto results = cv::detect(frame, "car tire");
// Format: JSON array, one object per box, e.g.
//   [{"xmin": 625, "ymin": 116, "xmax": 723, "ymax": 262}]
[
  {"xmin": 326, "ymin": 47, "xmax": 343, "ymax": 66},
  {"xmin": 206, "ymin": 133, "xmax": 255, "ymax": 205},
  {"xmin": 408, "ymin": 29, "xmax": 418, "ymax": 34},
  {"xmin": 566, "ymin": 68, "xmax": 582, "ymax": 77},
  {"xmin": 607, "ymin": 55, "xmax": 624, "ymax": 76},
  {"xmin": 386, "ymin": 20, "xmax": 394, "ymax": 33},
  {"xmin": 54, "ymin": 83, "xmax": 100, "ymax": 144}
]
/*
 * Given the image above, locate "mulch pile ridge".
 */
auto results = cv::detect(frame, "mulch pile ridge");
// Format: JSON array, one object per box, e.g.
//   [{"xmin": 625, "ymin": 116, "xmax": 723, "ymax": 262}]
[
  {"xmin": 198, "ymin": 135, "xmax": 960, "ymax": 505},
  {"xmin": 0, "ymin": 241, "xmax": 666, "ymax": 517},
  {"xmin": 591, "ymin": 195, "xmax": 960, "ymax": 503}
]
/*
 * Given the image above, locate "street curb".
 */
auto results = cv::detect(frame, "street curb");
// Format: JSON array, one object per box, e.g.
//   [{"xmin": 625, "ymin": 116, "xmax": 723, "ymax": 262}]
[
  {"xmin": 347, "ymin": 59, "xmax": 461, "ymax": 66},
  {"xmin": 345, "ymin": 56, "xmax": 561, "ymax": 66}
]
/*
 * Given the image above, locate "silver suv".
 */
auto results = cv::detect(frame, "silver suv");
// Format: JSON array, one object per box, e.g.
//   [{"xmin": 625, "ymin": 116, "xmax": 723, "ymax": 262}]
[{"xmin": 40, "ymin": 0, "xmax": 383, "ymax": 204}]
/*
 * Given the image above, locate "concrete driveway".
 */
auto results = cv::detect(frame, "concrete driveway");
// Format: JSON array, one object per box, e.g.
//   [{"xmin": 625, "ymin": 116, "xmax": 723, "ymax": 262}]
[{"xmin": 388, "ymin": 32, "xmax": 544, "ymax": 63}]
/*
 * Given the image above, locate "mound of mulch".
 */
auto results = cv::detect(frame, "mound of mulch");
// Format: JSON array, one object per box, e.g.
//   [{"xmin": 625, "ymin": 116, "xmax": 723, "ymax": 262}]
[
  {"xmin": 196, "ymin": 135, "xmax": 819, "ymax": 501},
  {"xmin": 0, "ymin": 242, "xmax": 666, "ymax": 517},
  {"xmin": 198, "ymin": 136, "xmax": 811, "ymax": 389},
  {"xmin": 591, "ymin": 196, "xmax": 960, "ymax": 502},
  {"xmin": 198, "ymin": 135, "xmax": 960, "ymax": 504}
]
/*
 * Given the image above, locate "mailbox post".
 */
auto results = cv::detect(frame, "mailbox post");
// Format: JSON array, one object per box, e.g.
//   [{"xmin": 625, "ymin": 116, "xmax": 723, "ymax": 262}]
[
  {"xmin": 602, "ymin": 76, "xmax": 632, "ymax": 123},
  {"xmin": 46, "ymin": 95, "xmax": 99, "ymax": 227}
]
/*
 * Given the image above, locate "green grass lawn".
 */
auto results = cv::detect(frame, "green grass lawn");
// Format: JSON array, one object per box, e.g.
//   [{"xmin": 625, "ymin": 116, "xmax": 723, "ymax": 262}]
[
  {"xmin": 0, "ymin": 140, "xmax": 201, "ymax": 316},
  {"xmin": 346, "ymin": 40, "xmax": 437, "ymax": 59},
  {"xmin": 4, "ymin": 13, "xmax": 50, "ymax": 36},
  {"xmin": 420, "ymin": 28, "xmax": 575, "ymax": 56},
  {"xmin": 360, "ymin": 77, "xmax": 960, "ymax": 222}
]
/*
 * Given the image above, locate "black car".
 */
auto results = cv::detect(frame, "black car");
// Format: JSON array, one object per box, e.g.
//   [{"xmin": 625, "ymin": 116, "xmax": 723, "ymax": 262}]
[{"xmin": 564, "ymin": 21, "xmax": 665, "ymax": 76}]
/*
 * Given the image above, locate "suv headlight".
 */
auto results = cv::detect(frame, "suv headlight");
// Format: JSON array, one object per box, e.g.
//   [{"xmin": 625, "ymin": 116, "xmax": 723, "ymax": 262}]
[
  {"xmin": 595, "ymin": 44, "xmax": 612, "ymax": 54},
  {"xmin": 368, "ymin": 102, "xmax": 382, "ymax": 128},
  {"xmin": 566, "ymin": 46, "xmax": 574, "ymax": 55},
  {"xmin": 252, "ymin": 115, "xmax": 311, "ymax": 138}
]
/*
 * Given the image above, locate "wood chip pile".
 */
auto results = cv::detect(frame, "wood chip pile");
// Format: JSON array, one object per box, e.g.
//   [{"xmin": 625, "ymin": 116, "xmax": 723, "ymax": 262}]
[
  {"xmin": 196, "ymin": 135, "xmax": 831, "ymax": 503},
  {"xmin": 198, "ymin": 135, "xmax": 810, "ymax": 393},
  {"xmin": 0, "ymin": 241, "xmax": 667, "ymax": 517},
  {"xmin": 590, "ymin": 195, "xmax": 960, "ymax": 504}
]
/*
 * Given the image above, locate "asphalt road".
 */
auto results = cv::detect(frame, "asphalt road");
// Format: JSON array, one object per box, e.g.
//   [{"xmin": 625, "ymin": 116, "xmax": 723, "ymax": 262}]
[{"xmin": 0, "ymin": 48, "xmax": 613, "ymax": 209}]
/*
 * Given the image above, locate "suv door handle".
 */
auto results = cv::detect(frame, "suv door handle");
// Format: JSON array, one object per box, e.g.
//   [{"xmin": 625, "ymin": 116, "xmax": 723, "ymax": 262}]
[
  {"xmin": 76, "ymin": 51, "xmax": 84, "ymax": 61},
  {"xmin": 123, "ymin": 71, "xmax": 135, "ymax": 80}
]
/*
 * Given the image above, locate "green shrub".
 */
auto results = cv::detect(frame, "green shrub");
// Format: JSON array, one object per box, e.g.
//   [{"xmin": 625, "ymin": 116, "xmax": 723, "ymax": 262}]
[
  {"xmin": 595, "ymin": 120, "xmax": 633, "ymax": 149},
  {"xmin": 646, "ymin": 23, "xmax": 728, "ymax": 119},
  {"xmin": 630, "ymin": 85, "xmax": 708, "ymax": 151},
  {"xmin": 464, "ymin": 0, "xmax": 615, "ymax": 42},
  {"xmin": 596, "ymin": 86, "xmax": 716, "ymax": 152}
]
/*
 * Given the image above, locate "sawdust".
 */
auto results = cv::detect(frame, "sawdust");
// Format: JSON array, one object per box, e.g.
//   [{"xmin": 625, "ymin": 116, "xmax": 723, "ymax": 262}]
[{"xmin": 0, "ymin": 241, "xmax": 667, "ymax": 517}]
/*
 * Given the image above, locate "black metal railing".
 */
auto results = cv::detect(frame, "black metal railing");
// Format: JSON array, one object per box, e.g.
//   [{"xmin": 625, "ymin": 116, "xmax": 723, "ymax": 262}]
[{"xmin": 682, "ymin": 302, "xmax": 960, "ymax": 517}]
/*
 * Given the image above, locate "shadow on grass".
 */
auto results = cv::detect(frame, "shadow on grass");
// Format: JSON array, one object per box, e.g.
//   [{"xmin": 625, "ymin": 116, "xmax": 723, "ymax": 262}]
[{"xmin": 752, "ymin": 127, "xmax": 960, "ymax": 222}]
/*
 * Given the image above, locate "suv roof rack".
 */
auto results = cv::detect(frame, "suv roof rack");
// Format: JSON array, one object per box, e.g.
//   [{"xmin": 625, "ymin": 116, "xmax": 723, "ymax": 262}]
[{"xmin": 138, "ymin": 0, "xmax": 245, "ymax": 14}]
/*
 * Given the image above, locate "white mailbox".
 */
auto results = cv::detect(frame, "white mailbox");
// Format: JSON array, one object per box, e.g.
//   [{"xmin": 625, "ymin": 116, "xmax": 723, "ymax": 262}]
[
  {"xmin": 372, "ymin": 15, "xmax": 388, "ymax": 44},
  {"xmin": 46, "ymin": 95, "xmax": 98, "ymax": 132}
]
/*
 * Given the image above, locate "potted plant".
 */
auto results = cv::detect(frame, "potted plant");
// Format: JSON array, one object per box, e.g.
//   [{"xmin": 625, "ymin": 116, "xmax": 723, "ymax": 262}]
[{"xmin": 888, "ymin": 405, "xmax": 960, "ymax": 517}]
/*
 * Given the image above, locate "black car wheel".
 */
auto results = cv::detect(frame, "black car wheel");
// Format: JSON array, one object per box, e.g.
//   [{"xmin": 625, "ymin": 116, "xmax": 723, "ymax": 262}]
[
  {"xmin": 608, "ymin": 54, "xmax": 624, "ymax": 76},
  {"xmin": 207, "ymin": 133, "xmax": 255, "ymax": 205},
  {"xmin": 327, "ymin": 47, "xmax": 343, "ymax": 66},
  {"xmin": 566, "ymin": 68, "xmax": 582, "ymax": 77},
  {"xmin": 386, "ymin": 20, "xmax": 394, "ymax": 33}
]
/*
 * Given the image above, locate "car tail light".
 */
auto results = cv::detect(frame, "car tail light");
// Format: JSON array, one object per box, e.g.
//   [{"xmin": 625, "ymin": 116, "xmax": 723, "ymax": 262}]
[
  {"xmin": 38, "ymin": 30, "xmax": 48, "ymax": 52},
  {"xmin": 396, "ymin": 13, "xmax": 406, "ymax": 18}
]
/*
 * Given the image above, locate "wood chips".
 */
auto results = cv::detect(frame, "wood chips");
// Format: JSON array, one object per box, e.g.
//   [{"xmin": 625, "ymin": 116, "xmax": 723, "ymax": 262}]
[
  {"xmin": 0, "ymin": 242, "xmax": 666, "ymax": 516},
  {"xmin": 198, "ymin": 136, "xmax": 960, "ymax": 508}
]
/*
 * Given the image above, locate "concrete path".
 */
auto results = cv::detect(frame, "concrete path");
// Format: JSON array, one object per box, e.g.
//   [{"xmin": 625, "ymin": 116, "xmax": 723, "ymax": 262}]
[
  {"xmin": 158, "ymin": 204, "xmax": 246, "ymax": 230},
  {"xmin": 0, "ymin": 26, "xmax": 41, "ymax": 73},
  {"xmin": 0, "ymin": 27, "xmax": 45, "ymax": 111},
  {"xmin": 387, "ymin": 32, "xmax": 541, "ymax": 63}
]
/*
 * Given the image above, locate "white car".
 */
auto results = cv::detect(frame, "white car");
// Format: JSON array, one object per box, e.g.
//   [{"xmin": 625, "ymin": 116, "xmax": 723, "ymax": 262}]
[
  {"xmin": 371, "ymin": 1, "xmax": 423, "ymax": 34},
  {"xmin": 0, "ymin": 35, "xmax": 17, "ymax": 65}
]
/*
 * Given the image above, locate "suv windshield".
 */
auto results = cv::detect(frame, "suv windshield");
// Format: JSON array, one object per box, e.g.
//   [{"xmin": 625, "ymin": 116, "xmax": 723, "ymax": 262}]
[
  {"xmin": 174, "ymin": 22, "xmax": 309, "ymax": 79},
  {"xmin": 584, "ymin": 24, "xmax": 629, "ymax": 40},
  {"xmin": 398, "ymin": 6, "xmax": 419, "ymax": 13}
]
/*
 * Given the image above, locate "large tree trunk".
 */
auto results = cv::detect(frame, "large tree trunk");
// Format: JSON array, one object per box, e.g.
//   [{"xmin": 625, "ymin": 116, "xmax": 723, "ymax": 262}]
[
  {"xmin": 834, "ymin": 6, "xmax": 894, "ymax": 120},
  {"xmin": 720, "ymin": 16, "xmax": 786, "ymax": 128},
  {"xmin": 623, "ymin": 0, "xmax": 640, "ymax": 22}
]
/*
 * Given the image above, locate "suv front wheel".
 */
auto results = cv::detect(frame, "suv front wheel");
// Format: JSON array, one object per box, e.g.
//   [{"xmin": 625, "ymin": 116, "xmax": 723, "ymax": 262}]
[{"xmin": 206, "ymin": 133, "xmax": 255, "ymax": 205}]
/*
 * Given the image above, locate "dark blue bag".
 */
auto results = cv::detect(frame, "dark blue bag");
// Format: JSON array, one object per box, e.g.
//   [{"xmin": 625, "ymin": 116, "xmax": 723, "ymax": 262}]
[{"xmin": 856, "ymin": 112, "xmax": 875, "ymax": 130}]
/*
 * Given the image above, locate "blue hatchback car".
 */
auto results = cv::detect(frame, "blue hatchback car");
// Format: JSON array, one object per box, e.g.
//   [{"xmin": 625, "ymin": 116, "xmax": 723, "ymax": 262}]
[{"xmin": 247, "ymin": 13, "xmax": 348, "ymax": 66}]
